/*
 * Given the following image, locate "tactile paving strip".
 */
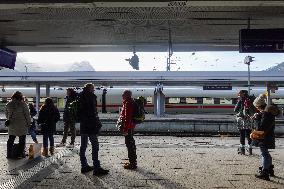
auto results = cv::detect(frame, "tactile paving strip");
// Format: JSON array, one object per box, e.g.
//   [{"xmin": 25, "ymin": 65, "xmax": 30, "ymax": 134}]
[{"xmin": 0, "ymin": 148, "xmax": 73, "ymax": 189}]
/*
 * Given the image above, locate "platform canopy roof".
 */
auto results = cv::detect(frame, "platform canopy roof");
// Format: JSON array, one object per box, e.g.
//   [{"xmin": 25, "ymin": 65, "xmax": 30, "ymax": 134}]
[{"xmin": 1, "ymin": 1, "xmax": 284, "ymax": 52}]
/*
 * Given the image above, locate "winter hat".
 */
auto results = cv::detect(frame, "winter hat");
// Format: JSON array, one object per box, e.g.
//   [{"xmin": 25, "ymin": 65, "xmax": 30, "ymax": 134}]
[{"xmin": 253, "ymin": 94, "xmax": 267, "ymax": 107}]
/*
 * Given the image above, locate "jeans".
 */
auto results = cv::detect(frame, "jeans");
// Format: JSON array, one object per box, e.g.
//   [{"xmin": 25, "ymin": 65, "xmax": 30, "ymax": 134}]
[
  {"xmin": 29, "ymin": 126, "xmax": 37, "ymax": 143},
  {"xmin": 80, "ymin": 134, "xmax": 100, "ymax": 170},
  {"xmin": 7, "ymin": 135, "xmax": 26, "ymax": 157},
  {"xmin": 43, "ymin": 134, "xmax": 54, "ymax": 148},
  {"xmin": 260, "ymin": 147, "xmax": 272, "ymax": 170},
  {"xmin": 61, "ymin": 122, "xmax": 76, "ymax": 144},
  {"xmin": 239, "ymin": 129, "xmax": 252, "ymax": 148},
  {"xmin": 125, "ymin": 129, "xmax": 137, "ymax": 163}
]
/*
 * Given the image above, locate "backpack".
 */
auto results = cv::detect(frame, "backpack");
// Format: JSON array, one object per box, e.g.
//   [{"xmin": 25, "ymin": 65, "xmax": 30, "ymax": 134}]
[
  {"xmin": 132, "ymin": 96, "xmax": 146, "ymax": 124},
  {"xmin": 68, "ymin": 95, "xmax": 81, "ymax": 123}
]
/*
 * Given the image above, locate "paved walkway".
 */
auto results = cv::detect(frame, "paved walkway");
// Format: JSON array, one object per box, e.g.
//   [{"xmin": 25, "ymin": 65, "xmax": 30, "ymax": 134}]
[{"xmin": 0, "ymin": 135, "xmax": 284, "ymax": 189}]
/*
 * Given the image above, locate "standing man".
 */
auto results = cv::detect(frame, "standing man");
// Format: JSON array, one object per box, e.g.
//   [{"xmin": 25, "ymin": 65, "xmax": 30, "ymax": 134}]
[
  {"xmin": 121, "ymin": 90, "xmax": 137, "ymax": 169},
  {"xmin": 79, "ymin": 83, "xmax": 109, "ymax": 176},
  {"xmin": 57, "ymin": 88, "xmax": 77, "ymax": 148}
]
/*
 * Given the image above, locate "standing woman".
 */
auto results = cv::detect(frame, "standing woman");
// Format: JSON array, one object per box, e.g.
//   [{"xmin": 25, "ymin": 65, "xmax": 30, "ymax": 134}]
[
  {"xmin": 252, "ymin": 94, "xmax": 280, "ymax": 181},
  {"xmin": 234, "ymin": 90, "xmax": 253, "ymax": 155},
  {"xmin": 38, "ymin": 98, "xmax": 60, "ymax": 157},
  {"xmin": 6, "ymin": 91, "xmax": 31, "ymax": 159}
]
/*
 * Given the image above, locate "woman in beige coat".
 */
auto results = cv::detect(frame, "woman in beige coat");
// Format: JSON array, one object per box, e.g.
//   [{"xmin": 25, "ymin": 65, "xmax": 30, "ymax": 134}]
[{"xmin": 5, "ymin": 91, "xmax": 31, "ymax": 159}]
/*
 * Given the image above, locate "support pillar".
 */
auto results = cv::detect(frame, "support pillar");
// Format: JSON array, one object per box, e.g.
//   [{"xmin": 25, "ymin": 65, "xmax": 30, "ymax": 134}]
[
  {"xmin": 154, "ymin": 84, "xmax": 165, "ymax": 117},
  {"xmin": 46, "ymin": 84, "xmax": 50, "ymax": 97},
  {"xmin": 266, "ymin": 84, "xmax": 271, "ymax": 106},
  {"xmin": 36, "ymin": 83, "xmax": 40, "ymax": 114}
]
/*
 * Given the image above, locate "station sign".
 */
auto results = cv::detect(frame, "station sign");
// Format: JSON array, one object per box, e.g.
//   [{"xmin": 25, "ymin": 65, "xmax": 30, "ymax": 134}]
[
  {"xmin": 239, "ymin": 29, "xmax": 284, "ymax": 53},
  {"xmin": 203, "ymin": 86, "xmax": 232, "ymax": 90}
]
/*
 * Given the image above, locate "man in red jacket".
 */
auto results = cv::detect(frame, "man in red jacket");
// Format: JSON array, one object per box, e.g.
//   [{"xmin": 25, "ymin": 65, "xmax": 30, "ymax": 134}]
[{"xmin": 121, "ymin": 90, "xmax": 137, "ymax": 169}]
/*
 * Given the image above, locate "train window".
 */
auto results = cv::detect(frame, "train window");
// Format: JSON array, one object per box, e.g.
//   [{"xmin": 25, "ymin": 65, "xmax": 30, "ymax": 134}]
[
  {"xmin": 169, "ymin": 97, "xmax": 180, "ymax": 104},
  {"xmin": 203, "ymin": 98, "xmax": 214, "ymax": 104},
  {"xmin": 186, "ymin": 97, "xmax": 197, "ymax": 104},
  {"xmin": 220, "ymin": 98, "xmax": 233, "ymax": 104},
  {"xmin": 272, "ymin": 98, "xmax": 284, "ymax": 105},
  {"xmin": 146, "ymin": 96, "xmax": 152, "ymax": 104}
]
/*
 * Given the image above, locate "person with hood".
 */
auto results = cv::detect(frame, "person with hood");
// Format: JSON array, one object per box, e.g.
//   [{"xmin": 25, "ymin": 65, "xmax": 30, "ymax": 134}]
[
  {"xmin": 120, "ymin": 90, "xmax": 137, "ymax": 169},
  {"xmin": 5, "ymin": 91, "xmax": 31, "ymax": 159},
  {"xmin": 252, "ymin": 94, "xmax": 280, "ymax": 181},
  {"xmin": 78, "ymin": 83, "xmax": 109, "ymax": 176},
  {"xmin": 234, "ymin": 90, "xmax": 253, "ymax": 155},
  {"xmin": 57, "ymin": 88, "xmax": 77, "ymax": 148},
  {"xmin": 38, "ymin": 98, "xmax": 60, "ymax": 157}
]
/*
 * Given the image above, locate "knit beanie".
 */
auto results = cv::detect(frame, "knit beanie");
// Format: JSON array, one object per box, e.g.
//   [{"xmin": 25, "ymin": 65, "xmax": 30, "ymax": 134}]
[{"xmin": 253, "ymin": 94, "xmax": 267, "ymax": 107}]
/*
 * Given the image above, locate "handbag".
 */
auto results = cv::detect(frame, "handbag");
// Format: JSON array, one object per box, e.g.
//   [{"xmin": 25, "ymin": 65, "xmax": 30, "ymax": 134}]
[{"xmin": 250, "ymin": 130, "xmax": 266, "ymax": 140}]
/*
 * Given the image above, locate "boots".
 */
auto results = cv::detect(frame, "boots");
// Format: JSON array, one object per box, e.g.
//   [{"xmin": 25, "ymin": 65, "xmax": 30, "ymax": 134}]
[
  {"xmin": 248, "ymin": 148, "xmax": 252, "ymax": 155},
  {"xmin": 269, "ymin": 165, "xmax": 275, "ymax": 177},
  {"xmin": 259, "ymin": 165, "xmax": 274, "ymax": 177},
  {"xmin": 255, "ymin": 169, "xmax": 270, "ymax": 181},
  {"xmin": 124, "ymin": 162, "xmax": 137, "ymax": 170},
  {"xmin": 42, "ymin": 147, "xmax": 48, "ymax": 157},
  {"xmin": 6, "ymin": 145, "xmax": 12, "ymax": 159},
  {"xmin": 238, "ymin": 147, "xmax": 245, "ymax": 155},
  {"xmin": 49, "ymin": 146, "xmax": 55, "ymax": 156}
]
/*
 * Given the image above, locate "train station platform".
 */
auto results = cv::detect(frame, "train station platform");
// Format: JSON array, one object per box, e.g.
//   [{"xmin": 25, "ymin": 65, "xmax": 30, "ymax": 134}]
[{"xmin": 0, "ymin": 135, "xmax": 283, "ymax": 189}]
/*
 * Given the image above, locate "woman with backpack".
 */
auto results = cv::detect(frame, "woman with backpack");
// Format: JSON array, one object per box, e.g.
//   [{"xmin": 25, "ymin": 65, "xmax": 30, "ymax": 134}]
[
  {"xmin": 234, "ymin": 90, "xmax": 254, "ymax": 155},
  {"xmin": 38, "ymin": 98, "xmax": 60, "ymax": 157},
  {"xmin": 251, "ymin": 94, "xmax": 279, "ymax": 181}
]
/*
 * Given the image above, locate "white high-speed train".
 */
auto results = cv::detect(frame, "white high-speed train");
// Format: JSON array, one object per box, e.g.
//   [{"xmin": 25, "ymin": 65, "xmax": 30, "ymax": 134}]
[{"xmin": 0, "ymin": 86, "xmax": 284, "ymax": 114}]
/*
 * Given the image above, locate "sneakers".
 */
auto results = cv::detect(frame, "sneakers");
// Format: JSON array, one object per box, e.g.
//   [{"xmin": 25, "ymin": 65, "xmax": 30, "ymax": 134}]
[
  {"xmin": 259, "ymin": 165, "xmax": 275, "ymax": 177},
  {"xmin": 238, "ymin": 147, "xmax": 245, "ymax": 155},
  {"xmin": 81, "ymin": 166, "xmax": 94, "ymax": 174},
  {"xmin": 123, "ymin": 162, "xmax": 137, "ymax": 170},
  {"xmin": 93, "ymin": 168, "xmax": 109, "ymax": 176},
  {"xmin": 255, "ymin": 169, "xmax": 270, "ymax": 181},
  {"xmin": 56, "ymin": 143, "xmax": 66, "ymax": 147}
]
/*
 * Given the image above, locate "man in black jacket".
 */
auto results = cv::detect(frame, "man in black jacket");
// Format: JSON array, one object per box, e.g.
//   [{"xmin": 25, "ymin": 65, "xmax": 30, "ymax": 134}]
[
  {"xmin": 57, "ymin": 88, "xmax": 77, "ymax": 148},
  {"xmin": 79, "ymin": 83, "xmax": 109, "ymax": 176}
]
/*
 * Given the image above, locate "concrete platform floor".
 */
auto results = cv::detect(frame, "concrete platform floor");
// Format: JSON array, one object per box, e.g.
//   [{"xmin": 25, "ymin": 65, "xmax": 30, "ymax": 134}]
[{"xmin": 0, "ymin": 135, "xmax": 284, "ymax": 189}]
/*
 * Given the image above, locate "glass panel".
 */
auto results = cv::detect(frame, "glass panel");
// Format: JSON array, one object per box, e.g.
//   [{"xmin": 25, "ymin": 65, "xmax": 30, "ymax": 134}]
[
  {"xmin": 272, "ymin": 98, "xmax": 284, "ymax": 105},
  {"xmin": 203, "ymin": 97, "xmax": 214, "ymax": 104},
  {"xmin": 220, "ymin": 98, "xmax": 233, "ymax": 104},
  {"xmin": 169, "ymin": 98, "xmax": 180, "ymax": 104},
  {"xmin": 146, "ymin": 96, "xmax": 152, "ymax": 104},
  {"xmin": 186, "ymin": 97, "xmax": 197, "ymax": 104}
]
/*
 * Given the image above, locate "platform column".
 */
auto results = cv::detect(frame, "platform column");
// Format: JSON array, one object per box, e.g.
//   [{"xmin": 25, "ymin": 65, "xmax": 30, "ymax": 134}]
[
  {"xmin": 36, "ymin": 83, "xmax": 40, "ymax": 114},
  {"xmin": 266, "ymin": 84, "xmax": 272, "ymax": 106},
  {"xmin": 154, "ymin": 83, "xmax": 165, "ymax": 117},
  {"xmin": 46, "ymin": 84, "xmax": 50, "ymax": 97}
]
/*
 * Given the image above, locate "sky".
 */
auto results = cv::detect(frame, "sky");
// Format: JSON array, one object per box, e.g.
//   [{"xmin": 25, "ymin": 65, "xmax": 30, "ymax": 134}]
[{"xmin": 16, "ymin": 51, "xmax": 284, "ymax": 72}]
